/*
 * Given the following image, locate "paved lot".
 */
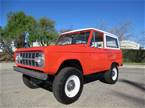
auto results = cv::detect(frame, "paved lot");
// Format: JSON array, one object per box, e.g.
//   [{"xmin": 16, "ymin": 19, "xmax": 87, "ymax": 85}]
[{"xmin": 0, "ymin": 63, "xmax": 145, "ymax": 108}]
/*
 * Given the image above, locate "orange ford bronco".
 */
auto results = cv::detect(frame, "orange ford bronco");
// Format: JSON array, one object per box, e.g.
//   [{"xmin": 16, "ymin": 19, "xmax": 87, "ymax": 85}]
[{"xmin": 13, "ymin": 28, "xmax": 123, "ymax": 104}]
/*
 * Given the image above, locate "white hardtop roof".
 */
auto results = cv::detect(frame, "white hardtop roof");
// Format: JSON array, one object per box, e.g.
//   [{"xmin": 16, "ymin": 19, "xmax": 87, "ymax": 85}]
[{"xmin": 60, "ymin": 28, "xmax": 118, "ymax": 38}]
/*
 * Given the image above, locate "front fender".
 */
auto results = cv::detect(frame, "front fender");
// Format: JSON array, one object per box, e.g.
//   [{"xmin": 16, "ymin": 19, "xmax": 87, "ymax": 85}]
[{"xmin": 44, "ymin": 52, "xmax": 82, "ymax": 75}]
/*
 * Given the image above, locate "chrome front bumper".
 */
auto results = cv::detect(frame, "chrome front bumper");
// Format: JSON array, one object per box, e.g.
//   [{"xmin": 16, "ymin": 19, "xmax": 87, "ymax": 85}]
[{"xmin": 13, "ymin": 66, "xmax": 48, "ymax": 80}]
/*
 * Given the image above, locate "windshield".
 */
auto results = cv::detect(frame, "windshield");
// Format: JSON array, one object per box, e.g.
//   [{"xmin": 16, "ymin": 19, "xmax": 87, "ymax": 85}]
[{"xmin": 56, "ymin": 32, "xmax": 90, "ymax": 45}]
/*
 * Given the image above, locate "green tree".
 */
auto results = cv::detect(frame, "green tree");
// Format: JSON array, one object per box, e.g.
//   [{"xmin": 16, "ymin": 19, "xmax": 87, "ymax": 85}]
[
  {"xmin": 4, "ymin": 11, "xmax": 37, "ymax": 48},
  {"xmin": 0, "ymin": 26, "xmax": 4, "ymax": 49},
  {"xmin": 0, "ymin": 11, "xmax": 37, "ymax": 59},
  {"xmin": 0, "ymin": 11, "xmax": 58, "ymax": 60},
  {"xmin": 0, "ymin": 26, "xmax": 5, "ymax": 41},
  {"xmin": 30, "ymin": 17, "xmax": 58, "ymax": 46},
  {"xmin": 0, "ymin": 26, "xmax": 3, "ymax": 38},
  {"xmin": 0, "ymin": 26, "xmax": 14, "ymax": 58}
]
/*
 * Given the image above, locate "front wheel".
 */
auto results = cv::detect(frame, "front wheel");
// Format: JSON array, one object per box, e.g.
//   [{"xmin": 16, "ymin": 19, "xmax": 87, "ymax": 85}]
[{"xmin": 52, "ymin": 67, "xmax": 83, "ymax": 104}]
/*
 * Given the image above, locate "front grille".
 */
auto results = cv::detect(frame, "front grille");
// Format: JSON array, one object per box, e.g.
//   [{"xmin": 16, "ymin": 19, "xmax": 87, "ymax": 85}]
[{"xmin": 17, "ymin": 52, "xmax": 42, "ymax": 67}]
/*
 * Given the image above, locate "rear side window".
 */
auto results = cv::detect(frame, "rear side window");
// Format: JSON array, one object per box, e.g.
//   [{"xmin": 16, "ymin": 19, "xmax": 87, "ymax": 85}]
[{"xmin": 106, "ymin": 36, "xmax": 119, "ymax": 48}]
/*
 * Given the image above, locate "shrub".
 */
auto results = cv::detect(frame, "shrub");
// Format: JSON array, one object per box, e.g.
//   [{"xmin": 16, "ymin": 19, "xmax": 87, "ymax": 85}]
[{"xmin": 122, "ymin": 49, "xmax": 145, "ymax": 63}]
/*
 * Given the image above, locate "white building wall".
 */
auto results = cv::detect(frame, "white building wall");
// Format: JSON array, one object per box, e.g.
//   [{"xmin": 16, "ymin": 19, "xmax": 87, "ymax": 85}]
[{"xmin": 120, "ymin": 40, "xmax": 140, "ymax": 49}]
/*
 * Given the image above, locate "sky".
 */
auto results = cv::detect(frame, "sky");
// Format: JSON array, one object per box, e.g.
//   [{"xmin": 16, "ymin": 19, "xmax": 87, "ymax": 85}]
[{"xmin": 0, "ymin": 0, "xmax": 145, "ymax": 41}]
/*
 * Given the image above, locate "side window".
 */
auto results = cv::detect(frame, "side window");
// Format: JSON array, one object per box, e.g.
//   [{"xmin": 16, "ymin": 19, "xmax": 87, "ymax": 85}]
[
  {"xmin": 91, "ymin": 32, "xmax": 104, "ymax": 48},
  {"xmin": 106, "ymin": 36, "xmax": 119, "ymax": 48}
]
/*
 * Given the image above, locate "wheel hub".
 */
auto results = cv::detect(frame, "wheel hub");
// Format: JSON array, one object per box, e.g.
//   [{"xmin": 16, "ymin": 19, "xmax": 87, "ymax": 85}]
[
  {"xmin": 67, "ymin": 80, "xmax": 75, "ymax": 91},
  {"xmin": 65, "ymin": 75, "xmax": 81, "ymax": 98},
  {"xmin": 112, "ymin": 71, "xmax": 115, "ymax": 76},
  {"xmin": 112, "ymin": 67, "xmax": 118, "ymax": 81}
]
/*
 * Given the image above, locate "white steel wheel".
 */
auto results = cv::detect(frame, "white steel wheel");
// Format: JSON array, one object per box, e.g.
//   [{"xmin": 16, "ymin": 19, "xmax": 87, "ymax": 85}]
[
  {"xmin": 53, "ymin": 67, "xmax": 83, "ymax": 104},
  {"xmin": 112, "ymin": 67, "xmax": 118, "ymax": 81},
  {"xmin": 65, "ymin": 75, "xmax": 81, "ymax": 98}
]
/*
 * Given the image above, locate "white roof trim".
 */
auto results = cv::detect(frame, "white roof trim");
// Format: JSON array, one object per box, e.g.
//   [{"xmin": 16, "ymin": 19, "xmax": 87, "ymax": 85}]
[{"xmin": 60, "ymin": 28, "xmax": 118, "ymax": 38}]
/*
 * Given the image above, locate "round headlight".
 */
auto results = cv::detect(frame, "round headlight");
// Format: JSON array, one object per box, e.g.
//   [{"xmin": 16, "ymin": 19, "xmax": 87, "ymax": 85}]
[
  {"xmin": 16, "ymin": 53, "xmax": 22, "ymax": 63},
  {"xmin": 34, "ymin": 53, "xmax": 44, "ymax": 67}
]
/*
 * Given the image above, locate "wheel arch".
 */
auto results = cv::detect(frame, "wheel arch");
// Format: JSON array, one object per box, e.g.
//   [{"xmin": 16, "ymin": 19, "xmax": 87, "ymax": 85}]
[
  {"xmin": 55, "ymin": 59, "xmax": 83, "ymax": 75},
  {"xmin": 111, "ymin": 62, "xmax": 119, "ymax": 67}
]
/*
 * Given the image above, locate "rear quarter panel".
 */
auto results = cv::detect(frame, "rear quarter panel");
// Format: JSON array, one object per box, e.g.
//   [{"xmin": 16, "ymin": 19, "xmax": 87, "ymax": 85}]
[{"xmin": 104, "ymin": 48, "xmax": 123, "ymax": 67}]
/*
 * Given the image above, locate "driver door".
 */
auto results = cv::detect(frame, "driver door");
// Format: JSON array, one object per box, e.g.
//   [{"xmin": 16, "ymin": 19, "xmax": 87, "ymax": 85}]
[{"xmin": 89, "ymin": 31, "xmax": 109, "ymax": 72}]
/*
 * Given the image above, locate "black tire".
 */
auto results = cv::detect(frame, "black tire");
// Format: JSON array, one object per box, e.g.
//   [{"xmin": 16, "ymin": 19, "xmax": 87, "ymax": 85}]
[
  {"xmin": 22, "ymin": 74, "xmax": 39, "ymax": 89},
  {"xmin": 53, "ymin": 67, "xmax": 83, "ymax": 104},
  {"xmin": 100, "ymin": 64, "xmax": 119, "ymax": 84}
]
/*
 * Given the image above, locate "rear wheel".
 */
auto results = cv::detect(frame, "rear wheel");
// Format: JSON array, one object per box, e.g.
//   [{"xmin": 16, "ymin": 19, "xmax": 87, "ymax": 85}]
[
  {"xmin": 22, "ymin": 74, "xmax": 40, "ymax": 89},
  {"xmin": 53, "ymin": 67, "xmax": 83, "ymax": 104},
  {"xmin": 100, "ymin": 64, "xmax": 119, "ymax": 84}
]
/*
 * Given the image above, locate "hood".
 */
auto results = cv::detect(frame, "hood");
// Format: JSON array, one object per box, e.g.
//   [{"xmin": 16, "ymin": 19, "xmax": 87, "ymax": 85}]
[{"xmin": 15, "ymin": 44, "xmax": 88, "ymax": 53}]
